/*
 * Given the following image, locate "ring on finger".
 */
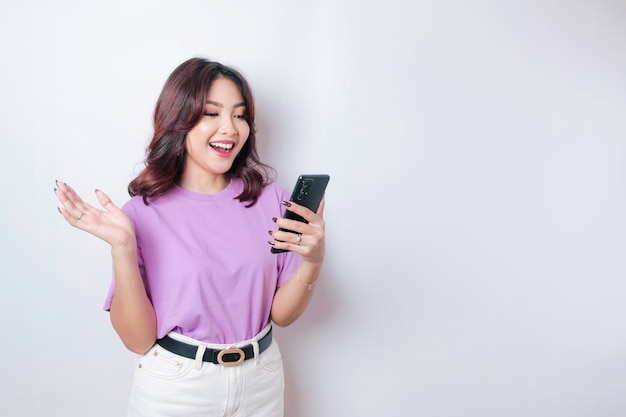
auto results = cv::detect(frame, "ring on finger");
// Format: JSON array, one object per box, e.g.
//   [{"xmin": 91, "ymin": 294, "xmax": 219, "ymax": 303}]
[
  {"xmin": 295, "ymin": 233, "xmax": 302, "ymax": 245},
  {"xmin": 77, "ymin": 212, "xmax": 85, "ymax": 220}
]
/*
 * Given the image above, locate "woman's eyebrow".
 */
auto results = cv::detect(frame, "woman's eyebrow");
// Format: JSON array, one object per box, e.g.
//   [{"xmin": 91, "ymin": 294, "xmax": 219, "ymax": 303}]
[{"xmin": 206, "ymin": 100, "xmax": 246, "ymax": 108}]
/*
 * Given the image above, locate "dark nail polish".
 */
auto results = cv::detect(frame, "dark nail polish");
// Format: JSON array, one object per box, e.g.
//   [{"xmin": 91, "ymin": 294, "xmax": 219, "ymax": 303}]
[
  {"xmin": 53, "ymin": 187, "xmax": 57, "ymax": 192},
  {"xmin": 272, "ymin": 217, "xmax": 277, "ymax": 223},
  {"xmin": 57, "ymin": 207, "xmax": 62, "ymax": 214},
  {"xmin": 268, "ymin": 230, "xmax": 273, "ymax": 236},
  {"xmin": 268, "ymin": 240, "xmax": 275, "ymax": 246},
  {"xmin": 281, "ymin": 201, "xmax": 292, "ymax": 207},
  {"xmin": 95, "ymin": 189, "xmax": 100, "ymax": 193}
]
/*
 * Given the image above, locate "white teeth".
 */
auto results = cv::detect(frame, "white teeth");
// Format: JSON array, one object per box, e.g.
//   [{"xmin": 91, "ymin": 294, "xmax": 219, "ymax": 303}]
[{"xmin": 210, "ymin": 142, "xmax": 234, "ymax": 150}]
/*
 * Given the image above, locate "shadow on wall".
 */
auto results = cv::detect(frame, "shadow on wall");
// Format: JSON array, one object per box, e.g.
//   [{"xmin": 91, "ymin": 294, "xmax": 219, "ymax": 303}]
[{"xmin": 277, "ymin": 264, "xmax": 340, "ymax": 415}]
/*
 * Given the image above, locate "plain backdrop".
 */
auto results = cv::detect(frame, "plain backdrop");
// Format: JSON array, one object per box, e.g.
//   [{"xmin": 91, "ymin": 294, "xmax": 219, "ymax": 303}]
[{"xmin": 1, "ymin": 1, "xmax": 625, "ymax": 416}]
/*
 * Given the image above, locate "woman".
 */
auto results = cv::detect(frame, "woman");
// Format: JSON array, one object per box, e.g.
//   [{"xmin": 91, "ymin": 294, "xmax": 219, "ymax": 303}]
[{"xmin": 54, "ymin": 57, "xmax": 325, "ymax": 416}]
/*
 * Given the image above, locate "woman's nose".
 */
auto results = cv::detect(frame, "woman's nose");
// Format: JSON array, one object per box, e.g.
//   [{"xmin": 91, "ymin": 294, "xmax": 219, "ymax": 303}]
[{"xmin": 219, "ymin": 117, "xmax": 236, "ymax": 134}]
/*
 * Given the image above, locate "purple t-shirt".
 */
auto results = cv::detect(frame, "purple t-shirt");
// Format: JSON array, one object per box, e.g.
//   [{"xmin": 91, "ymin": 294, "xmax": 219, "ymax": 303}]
[{"xmin": 103, "ymin": 179, "xmax": 302, "ymax": 344}]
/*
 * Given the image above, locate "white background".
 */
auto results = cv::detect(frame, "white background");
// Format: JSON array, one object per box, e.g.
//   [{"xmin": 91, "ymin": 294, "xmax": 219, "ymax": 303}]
[{"xmin": 1, "ymin": 1, "xmax": 625, "ymax": 416}]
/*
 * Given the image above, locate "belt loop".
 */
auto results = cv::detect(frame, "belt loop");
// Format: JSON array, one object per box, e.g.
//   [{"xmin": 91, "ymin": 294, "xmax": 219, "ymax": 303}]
[
  {"xmin": 195, "ymin": 343, "xmax": 207, "ymax": 370},
  {"xmin": 254, "ymin": 323, "xmax": 270, "ymax": 366},
  {"xmin": 251, "ymin": 336, "xmax": 261, "ymax": 366},
  {"xmin": 253, "ymin": 339, "xmax": 260, "ymax": 366}
]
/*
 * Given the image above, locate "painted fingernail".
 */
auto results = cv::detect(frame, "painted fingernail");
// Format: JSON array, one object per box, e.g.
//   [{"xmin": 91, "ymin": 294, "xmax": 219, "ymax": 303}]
[
  {"xmin": 57, "ymin": 207, "xmax": 62, "ymax": 214},
  {"xmin": 281, "ymin": 201, "xmax": 292, "ymax": 207},
  {"xmin": 95, "ymin": 189, "xmax": 100, "ymax": 193},
  {"xmin": 272, "ymin": 217, "xmax": 277, "ymax": 223},
  {"xmin": 268, "ymin": 240, "xmax": 275, "ymax": 246},
  {"xmin": 53, "ymin": 187, "xmax": 57, "ymax": 192},
  {"xmin": 268, "ymin": 230, "xmax": 273, "ymax": 236}
]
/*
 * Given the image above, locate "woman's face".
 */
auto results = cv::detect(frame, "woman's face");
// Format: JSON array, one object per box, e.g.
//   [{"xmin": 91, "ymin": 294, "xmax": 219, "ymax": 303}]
[{"xmin": 182, "ymin": 77, "xmax": 250, "ymax": 182}]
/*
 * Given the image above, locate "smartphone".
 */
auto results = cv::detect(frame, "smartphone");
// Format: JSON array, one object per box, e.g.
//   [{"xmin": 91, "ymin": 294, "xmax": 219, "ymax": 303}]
[{"xmin": 271, "ymin": 174, "xmax": 330, "ymax": 254}]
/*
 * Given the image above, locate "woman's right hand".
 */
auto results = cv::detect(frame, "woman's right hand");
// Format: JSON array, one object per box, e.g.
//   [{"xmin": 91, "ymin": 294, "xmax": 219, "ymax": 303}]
[{"xmin": 54, "ymin": 180, "xmax": 136, "ymax": 249}]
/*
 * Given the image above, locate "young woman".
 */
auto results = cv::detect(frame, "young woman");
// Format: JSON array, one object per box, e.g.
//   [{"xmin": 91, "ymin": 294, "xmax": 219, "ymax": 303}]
[{"xmin": 54, "ymin": 57, "xmax": 326, "ymax": 416}]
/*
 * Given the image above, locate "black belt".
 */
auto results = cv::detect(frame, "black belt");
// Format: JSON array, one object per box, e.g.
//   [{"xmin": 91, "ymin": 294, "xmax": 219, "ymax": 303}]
[{"xmin": 156, "ymin": 327, "xmax": 272, "ymax": 367}]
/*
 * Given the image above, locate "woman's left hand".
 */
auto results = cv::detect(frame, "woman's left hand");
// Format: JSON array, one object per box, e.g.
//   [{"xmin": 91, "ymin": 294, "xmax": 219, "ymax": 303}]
[{"xmin": 269, "ymin": 197, "xmax": 326, "ymax": 265}]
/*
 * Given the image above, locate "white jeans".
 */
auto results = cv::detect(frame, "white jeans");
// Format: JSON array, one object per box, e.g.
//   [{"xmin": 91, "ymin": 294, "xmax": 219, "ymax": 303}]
[{"xmin": 127, "ymin": 325, "xmax": 284, "ymax": 417}]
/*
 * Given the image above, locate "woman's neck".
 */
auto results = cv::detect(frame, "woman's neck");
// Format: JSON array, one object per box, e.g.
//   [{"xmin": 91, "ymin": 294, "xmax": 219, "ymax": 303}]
[{"xmin": 177, "ymin": 173, "xmax": 230, "ymax": 195}]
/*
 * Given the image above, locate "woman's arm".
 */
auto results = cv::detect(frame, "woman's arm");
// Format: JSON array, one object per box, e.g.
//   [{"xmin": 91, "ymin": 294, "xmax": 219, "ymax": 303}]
[
  {"xmin": 55, "ymin": 182, "xmax": 157, "ymax": 353},
  {"xmin": 109, "ymin": 243, "xmax": 157, "ymax": 354},
  {"xmin": 269, "ymin": 198, "xmax": 326, "ymax": 326},
  {"xmin": 270, "ymin": 260, "xmax": 322, "ymax": 326}
]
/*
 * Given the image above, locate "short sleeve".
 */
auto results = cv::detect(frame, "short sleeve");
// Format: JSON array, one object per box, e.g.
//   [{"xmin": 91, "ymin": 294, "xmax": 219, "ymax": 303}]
[
  {"xmin": 276, "ymin": 250, "xmax": 302, "ymax": 287},
  {"xmin": 102, "ymin": 200, "xmax": 147, "ymax": 311}
]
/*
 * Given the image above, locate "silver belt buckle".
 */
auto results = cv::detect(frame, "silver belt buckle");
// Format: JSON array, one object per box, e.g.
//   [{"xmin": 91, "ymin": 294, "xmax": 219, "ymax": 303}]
[{"xmin": 217, "ymin": 348, "xmax": 245, "ymax": 367}]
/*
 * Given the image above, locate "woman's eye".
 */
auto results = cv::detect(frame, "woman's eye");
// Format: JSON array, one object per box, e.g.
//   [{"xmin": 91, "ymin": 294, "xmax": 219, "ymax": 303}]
[
  {"xmin": 204, "ymin": 112, "xmax": 218, "ymax": 117},
  {"xmin": 234, "ymin": 114, "xmax": 247, "ymax": 119}
]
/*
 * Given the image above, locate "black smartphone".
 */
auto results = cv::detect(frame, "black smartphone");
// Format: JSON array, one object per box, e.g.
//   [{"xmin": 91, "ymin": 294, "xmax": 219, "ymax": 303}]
[{"xmin": 271, "ymin": 174, "xmax": 330, "ymax": 254}]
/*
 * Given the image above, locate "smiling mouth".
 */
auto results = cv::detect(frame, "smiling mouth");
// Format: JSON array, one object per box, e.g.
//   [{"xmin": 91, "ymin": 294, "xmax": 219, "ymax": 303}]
[{"xmin": 210, "ymin": 142, "xmax": 234, "ymax": 151}]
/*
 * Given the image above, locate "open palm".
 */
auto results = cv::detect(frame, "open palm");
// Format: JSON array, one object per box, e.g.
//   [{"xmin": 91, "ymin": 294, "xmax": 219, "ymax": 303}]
[{"xmin": 54, "ymin": 181, "xmax": 136, "ymax": 248}]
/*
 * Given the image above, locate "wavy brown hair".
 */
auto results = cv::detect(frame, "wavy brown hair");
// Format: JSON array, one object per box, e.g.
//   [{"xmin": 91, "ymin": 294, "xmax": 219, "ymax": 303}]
[{"xmin": 128, "ymin": 58, "xmax": 273, "ymax": 206}]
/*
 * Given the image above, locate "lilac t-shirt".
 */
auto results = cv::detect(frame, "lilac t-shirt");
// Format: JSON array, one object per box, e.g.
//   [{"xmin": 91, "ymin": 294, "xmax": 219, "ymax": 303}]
[{"xmin": 103, "ymin": 179, "xmax": 302, "ymax": 344}]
